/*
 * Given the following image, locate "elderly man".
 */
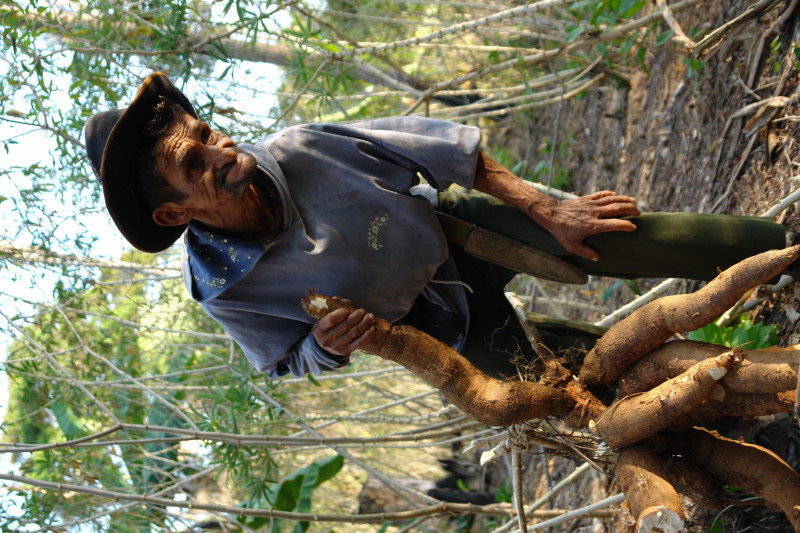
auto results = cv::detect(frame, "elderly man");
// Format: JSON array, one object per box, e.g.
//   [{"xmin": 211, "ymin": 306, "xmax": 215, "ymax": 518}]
[{"xmin": 85, "ymin": 72, "xmax": 786, "ymax": 378}]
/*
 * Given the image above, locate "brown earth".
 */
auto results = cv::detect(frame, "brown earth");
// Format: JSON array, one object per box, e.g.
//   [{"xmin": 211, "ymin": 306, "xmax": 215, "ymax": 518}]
[{"xmin": 481, "ymin": 1, "xmax": 800, "ymax": 531}]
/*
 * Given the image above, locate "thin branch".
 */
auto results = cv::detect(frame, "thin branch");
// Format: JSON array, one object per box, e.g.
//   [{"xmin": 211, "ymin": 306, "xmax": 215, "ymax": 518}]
[
  {"xmin": 656, "ymin": 0, "xmax": 697, "ymax": 51},
  {"xmin": 511, "ymin": 450, "xmax": 528, "ymax": 533},
  {"xmin": 431, "ymin": 72, "xmax": 607, "ymax": 122},
  {"xmin": 594, "ymin": 278, "xmax": 681, "ymax": 328},
  {"xmin": 329, "ymin": 0, "xmax": 569, "ymax": 60},
  {"xmin": 0, "ymin": 308, "xmax": 120, "ymax": 422},
  {"xmin": 491, "ymin": 462, "xmax": 595, "ymax": 533},
  {"xmin": 268, "ymin": 57, "xmax": 331, "ymax": 128},
  {"xmin": 0, "ymin": 421, "xmax": 484, "ymax": 454},
  {"xmin": 0, "ymin": 240, "xmax": 180, "ymax": 277},
  {"xmin": 506, "ymin": 292, "xmax": 545, "ymax": 355},
  {"xmin": 243, "ymin": 376, "xmax": 444, "ymax": 507},
  {"xmin": 522, "ymin": 493, "xmax": 625, "ymax": 532},
  {"xmin": 0, "ymin": 471, "xmax": 616, "ymax": 527},
  {"xmin": 404, "ymin": 0, "xmax": 706, "ymax": 114},
  {"xmin": 692, "ymin": 0, "xmax": 782, "ymax": 59}
]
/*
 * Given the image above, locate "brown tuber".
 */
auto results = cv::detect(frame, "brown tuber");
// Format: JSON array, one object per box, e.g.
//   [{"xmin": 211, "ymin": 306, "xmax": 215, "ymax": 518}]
[
  {"xmin": 663, "ymin": 456, "xmax": 725, "ymax": 510},
  {"xmin": 619, "ymin": 340, "xmax": 799, "ymax": 396},
  {"xmin": 579, "ymin": 245, "xmax": 800, "ymax": 386},
  {"xmin": 593, "ymin": 351, "xmax": 738, "ymax": 449},
  {"xmin": 299, "ymin": 241, "xmax": 800, "ymax": 530},
  {"xmin": 301, "ymin": 291, "xmax": 581, "ymax": 427},
  {"xmin": 615, "ymin": 445, "xmax": 685, "ymax": 533},
  {"xmin": 651, "ymin": 427, "xmax": 800, "ymax": 531}
]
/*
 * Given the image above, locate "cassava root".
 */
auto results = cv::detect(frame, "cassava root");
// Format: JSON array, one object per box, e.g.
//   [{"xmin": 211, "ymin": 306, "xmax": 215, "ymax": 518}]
[
  {"xmin": 663, "ymin": 456, "xmax": 724, "ymax": 510},
  {"xmin": 619, "ymin": 339, "xmax": 799, "ymax": 396},
  {"xmin": 301, "ymin": 292, "xmax": 581, "ymax": 427},
  {"xmin": 677, "ymin": 390, "xmax": 797, "ymax": 427},
  {"xmin": 615, "ymin": 445, "xmax": 684, "ymax": 533},
  {"xmin": 579, "ymin": 245, "xmax": 800, "ymax": 385},
  {"xmin": 593, "ymin": 351, "xmax": 738, "ymax": 449},
  {"xmin": 650, "ymin": 427, "xmax": 800, "ymax": 531},
  {"xmin": 300, "ymin": 239, "xmax": 800, "ymax": 531}
]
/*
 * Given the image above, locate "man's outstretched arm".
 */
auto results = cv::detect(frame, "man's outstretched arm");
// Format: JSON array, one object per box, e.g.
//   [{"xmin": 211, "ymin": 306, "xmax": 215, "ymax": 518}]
[{"xmin": 472, "ymin": 152, "xmax": 641, "ymax": 261}]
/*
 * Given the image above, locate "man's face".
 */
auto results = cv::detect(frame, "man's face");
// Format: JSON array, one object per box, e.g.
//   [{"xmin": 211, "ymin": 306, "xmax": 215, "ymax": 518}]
[{"xmin": 154, "ymin": 112, "xmax": 260, "ymax": 211}]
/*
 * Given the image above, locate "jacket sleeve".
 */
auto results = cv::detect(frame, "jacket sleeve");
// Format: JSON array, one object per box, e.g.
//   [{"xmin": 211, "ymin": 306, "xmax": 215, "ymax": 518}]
[
  {"xmin": 300, "ymin": 116, "xmax": 482, "ymax": 191},
  {"xmin": 201, "ymin": 302, "xmax": 350, "ymax": 378}
]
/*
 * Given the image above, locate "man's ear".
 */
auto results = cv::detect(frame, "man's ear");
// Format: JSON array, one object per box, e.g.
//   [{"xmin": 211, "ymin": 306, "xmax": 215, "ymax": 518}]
[{"xmin": 152, "ymin": 203, "xmax": 193, "ymax": 227}]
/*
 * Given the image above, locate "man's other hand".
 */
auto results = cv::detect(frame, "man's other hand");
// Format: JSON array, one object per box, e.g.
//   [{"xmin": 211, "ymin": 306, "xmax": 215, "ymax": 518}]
[
  {"xmin": 311, "ymin": 301, "xmax": 376, "ymax": 355},
  {"xmin": 546, "ymin": 191, "xmax": 641, "ymax": 262},
  {"xmin": 472, "ymin": 153, "xmax": 641, "ymax": 262}
]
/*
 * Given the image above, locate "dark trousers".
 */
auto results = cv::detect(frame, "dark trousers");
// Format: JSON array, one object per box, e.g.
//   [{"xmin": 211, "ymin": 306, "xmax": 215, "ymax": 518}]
[{"xmin": 436, "ymin": 190, "xmax": 787, "ymax": 378}]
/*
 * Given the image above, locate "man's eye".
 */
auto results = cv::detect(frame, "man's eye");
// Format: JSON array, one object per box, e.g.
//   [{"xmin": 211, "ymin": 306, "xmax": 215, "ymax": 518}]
[
  {"xmin": 188, "ymin": 156, "xmax": 201, "ymax": 176},
  {"xmin": 200, "ymin": 126, "xmax": 211, "ymax": 144}
]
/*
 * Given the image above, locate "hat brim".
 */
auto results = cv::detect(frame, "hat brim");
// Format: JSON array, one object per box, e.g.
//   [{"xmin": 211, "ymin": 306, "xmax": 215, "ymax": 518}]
[{"xmin": 87, "ymin": 72, "xmax": 198, "ymax": 253}]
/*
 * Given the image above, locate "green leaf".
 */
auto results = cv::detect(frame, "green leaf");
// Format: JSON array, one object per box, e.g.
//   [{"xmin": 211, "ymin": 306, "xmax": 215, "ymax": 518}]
[
  {"xmin": 618, "ymin": 0, "xmax": 646, "ymax": 18},
  {"xmin": 687, "ymin": 318, "xmax": 778, "ymax": 349},
  {"xmin": 656, "ymin": 29, "xmax": 675, "ymax": 46},
  {"xmin": 50, "ymin": 400, "xmax": 83, "ymax": 440},
  {"xmin": 565, "ymin": 25, "xmax": 585, "ymax": 42},
  {"xmin": 267, "ymin": 454, "xmax": 345, "ymax": 511}
]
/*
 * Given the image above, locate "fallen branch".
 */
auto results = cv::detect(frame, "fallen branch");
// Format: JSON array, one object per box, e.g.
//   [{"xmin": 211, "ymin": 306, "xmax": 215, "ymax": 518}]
[
  {"xmin": 511, "ymin": 450, "xmax": 528, "ymax": 533},
  {"xmin": 523, "ymin": 493, "xmax": 626, "ymax": 531},
  {"xmin": 0, "ymin": 472, "xmax": 542, "ymax": 523}
]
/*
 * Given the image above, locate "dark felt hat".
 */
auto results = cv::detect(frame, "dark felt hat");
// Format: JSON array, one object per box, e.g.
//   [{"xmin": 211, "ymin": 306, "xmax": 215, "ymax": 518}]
[{"xmin": 85, "ymin": 72, "xmax": 198, "ymax": 253}]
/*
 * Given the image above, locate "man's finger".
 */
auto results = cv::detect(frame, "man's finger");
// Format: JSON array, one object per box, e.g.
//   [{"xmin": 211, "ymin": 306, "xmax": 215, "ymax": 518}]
[
  {"xmin": 594, "ymin": 203, "xmax": 641, "ymax": 218},
  {"xmin": 569, "ymin": 242, "xmax": 600, "ymax": 262},
  {"xmin": 595, "ymin": 218, "xmax": 638, "ymax": 233},
  {"xmin": 343, "ymin": 324, "xmax": 376, "ymax": 353},
  {"xmin": 590, "ymin": 191, "xmax": 636, "ymax": 203},
  {"xmin": 336, "ymin": 311, "xmax": 375, "ymax": 345},
  {"xmin": 316, "ymin": 307, "xmax": 352, "ymax": 332},
  {"xmin": 314, "ymin": 308, "xmax": 376, "ymax": 354}
]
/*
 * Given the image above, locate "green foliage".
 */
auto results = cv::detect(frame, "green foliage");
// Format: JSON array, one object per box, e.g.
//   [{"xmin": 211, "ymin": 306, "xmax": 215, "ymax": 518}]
[
  {"xmin": 568, "ymin": 0, "xmax": 650, "ymax": 72},
  {"xmin": 687, "ymin": 317, "xmax": 779, "ymax": 349},
  {"xmin": 238, "ymin": 454, "xmax": 345, "ymax": 532},
  {"xmin": 494, "ymin": 482, "xmax": 513, "ymax": 503}
]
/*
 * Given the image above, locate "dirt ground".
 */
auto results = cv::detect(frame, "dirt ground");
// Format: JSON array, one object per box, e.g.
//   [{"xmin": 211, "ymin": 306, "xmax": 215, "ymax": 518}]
[{"xmin": 481, "ymin": 1, "xmax": 800, "ymax": 531}]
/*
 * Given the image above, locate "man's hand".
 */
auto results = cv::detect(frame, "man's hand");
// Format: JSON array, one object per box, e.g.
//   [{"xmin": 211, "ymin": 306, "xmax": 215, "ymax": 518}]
[
  {"xmin": 473, "ymin": 152, "xmax": 641, "ymax": 262},
  {"xmin": 311, "ymin": 297, "xmax": 376, "ymax": 355},
  {"xmin": 542, "ymin": 191, "xmax": 640, "ymax": 261}
]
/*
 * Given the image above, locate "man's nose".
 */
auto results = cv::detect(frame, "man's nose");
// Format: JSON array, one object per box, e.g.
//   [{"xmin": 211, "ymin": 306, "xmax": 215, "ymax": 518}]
[{"xmin": 204, "ymin": 144, "xmax": 236, "ymax": 170}]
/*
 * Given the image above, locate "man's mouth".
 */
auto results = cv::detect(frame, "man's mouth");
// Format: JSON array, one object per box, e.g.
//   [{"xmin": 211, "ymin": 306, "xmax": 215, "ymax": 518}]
[
  {"xmin": 215, "ymin": 160, "xmax": 236, "ymax": 189},
  {"xmin": 215, "ymin": 152, "xmax": 257, "ymax": 194}
]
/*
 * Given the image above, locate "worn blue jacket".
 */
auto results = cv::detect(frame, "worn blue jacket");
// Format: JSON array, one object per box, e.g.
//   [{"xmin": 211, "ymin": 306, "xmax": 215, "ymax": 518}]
[{"xmin": 181, "ymin": 117, "xmax": 481, "ymax": 377}]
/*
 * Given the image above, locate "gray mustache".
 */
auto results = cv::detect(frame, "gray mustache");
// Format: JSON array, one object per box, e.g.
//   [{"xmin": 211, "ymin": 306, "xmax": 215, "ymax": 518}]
[{"xmin": 215, "ymin": 160, "xmax": 235, "ymax": 185}]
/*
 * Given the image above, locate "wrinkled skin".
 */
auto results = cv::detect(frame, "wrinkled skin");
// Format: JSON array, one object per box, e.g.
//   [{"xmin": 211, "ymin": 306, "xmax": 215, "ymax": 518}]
[{"xmin": 473, "ymin": 153, "xmax": 640, "ymax": 261}]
